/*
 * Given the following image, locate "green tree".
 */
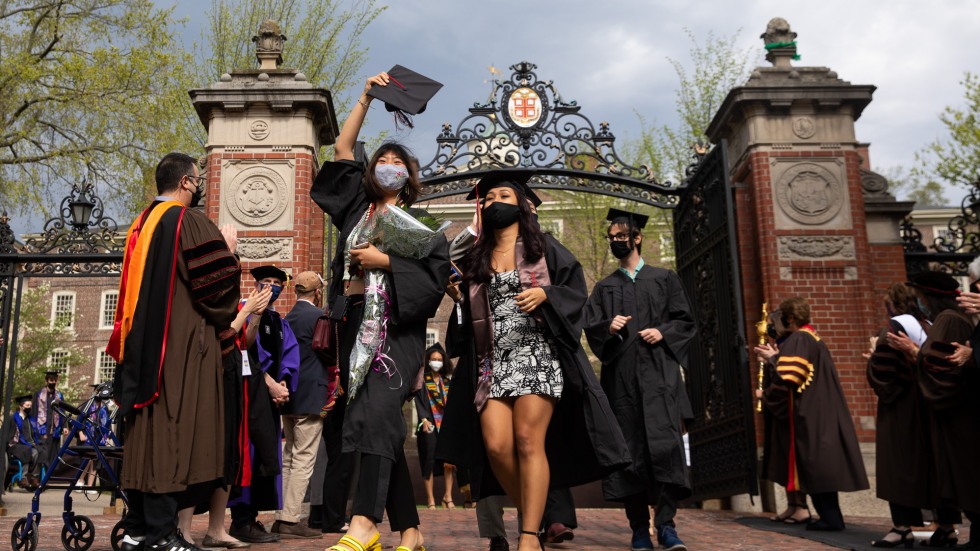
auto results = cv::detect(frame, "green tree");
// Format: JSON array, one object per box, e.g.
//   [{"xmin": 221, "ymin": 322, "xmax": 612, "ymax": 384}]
[
  {"xmin": 915, "ymin": 72, "xmax": 980, "ymax": 189},
  {"xmin": 8, "ymin": 285, "xmax": 87, "ymax": 402},
  {"xmin": 627, "ymin": 29, "xmax": 758, "ymax": 184},
  {"xmin": 878, "ymin": 165, "xmax": 948, "ymax": 207},
  {"xmin": 0, "ymin": 0, "xmax": 190, "ymax": 219}
]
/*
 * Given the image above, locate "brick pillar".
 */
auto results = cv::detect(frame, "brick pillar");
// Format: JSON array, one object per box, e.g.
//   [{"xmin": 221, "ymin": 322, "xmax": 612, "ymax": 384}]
[
  {"xmin": 189, "ymin": 21, "xmax": 338, "ymax": 313},
  {"xmin": 707, "ymin": 20, "xmax": 910, "ymax": 445}
]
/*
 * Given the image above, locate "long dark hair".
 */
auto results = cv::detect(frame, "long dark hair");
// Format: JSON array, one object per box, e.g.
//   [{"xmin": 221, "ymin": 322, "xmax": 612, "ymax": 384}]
[
  {"xmin": 362, "ymin": 142, "xmax": 421, "ymax": 206},
  {"xmin": 461, "ymin": 189, "xmax": 548, "ymax": 284},
  {"xmin": 424, "ymin": 343, "xmax": 452, "ymax": 378}
]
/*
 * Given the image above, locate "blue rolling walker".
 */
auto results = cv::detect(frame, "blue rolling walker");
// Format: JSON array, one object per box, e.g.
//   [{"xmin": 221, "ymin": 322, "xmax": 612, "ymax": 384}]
[{"xmin": 9, "ymin": 382, "xmax": 129, "ymax": 551}]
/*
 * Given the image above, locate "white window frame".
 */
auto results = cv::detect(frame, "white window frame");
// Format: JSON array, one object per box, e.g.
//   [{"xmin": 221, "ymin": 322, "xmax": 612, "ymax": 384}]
[
  {"xmin": 539, "ymin": 219, "xmax": 564, "ymax": 238},
  {"xmin": 48, "ymin": 350, "xmax": 71, "ymax": 380},
  {"xmin": 51, "ymin": 291, "xmax": 76, "ymax": 330},
  {"xmin": 95, "ymin": 350, "xmax": 116, "ymax": 384},
  {"xmin": 100, "ymin": 290, "xmax": 119, "ymax": 329},
  {"xmin": 425, "ymin": 328, "xmax": 439, "ymax": 349}
]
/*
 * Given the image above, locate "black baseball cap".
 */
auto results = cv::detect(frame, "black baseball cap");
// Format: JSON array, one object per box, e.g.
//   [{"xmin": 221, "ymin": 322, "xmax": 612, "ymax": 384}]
[
  {"xmin": 465, "ymin": 170, "xmax": 542, "ymax": 207},
  {"xmin": 367, "ymin": 65, "xmax": 443, "ymax": 116}
]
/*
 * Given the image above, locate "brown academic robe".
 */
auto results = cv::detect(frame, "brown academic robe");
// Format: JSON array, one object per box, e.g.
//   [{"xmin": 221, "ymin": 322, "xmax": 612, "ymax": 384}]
[
  {"xmin": 867, "ymin": 320, "xmax": 933, "ymax": 509},
  {"xmin": 919, "ymin": 309, "xmax": 980, "ymax": 514},
  {"xmin": 120, "ymin": 208, "xmax": 241, "ymax": 494},
  {"xmin": 762, "ymin": 327, "xmax": 869, "ymax": 494}
]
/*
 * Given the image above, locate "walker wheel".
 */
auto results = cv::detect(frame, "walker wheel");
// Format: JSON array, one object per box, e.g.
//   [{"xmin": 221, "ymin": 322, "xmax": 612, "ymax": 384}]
[
  {"xmin": 61, "ymin": 515, "xmax": 95, "ymax": 551},
  {"xmin": 110, "ymin": 520, "xmax": 126, "ymax": 551},
  {"xmin": 11, "ymin": 518, "xmax": 38, "ymax": 551}
]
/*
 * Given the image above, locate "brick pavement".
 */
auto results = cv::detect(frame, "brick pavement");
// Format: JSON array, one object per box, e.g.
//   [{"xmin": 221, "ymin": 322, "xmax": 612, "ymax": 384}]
[{"xmin": 0, "ymin": 507, "xmax": 885, "ymax": 551}]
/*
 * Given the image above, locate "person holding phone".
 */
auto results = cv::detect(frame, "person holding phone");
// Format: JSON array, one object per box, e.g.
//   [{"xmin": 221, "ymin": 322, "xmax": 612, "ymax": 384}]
[{"xmin": 310, "ymin": 71, "xmax": 449, "ymax": 551}]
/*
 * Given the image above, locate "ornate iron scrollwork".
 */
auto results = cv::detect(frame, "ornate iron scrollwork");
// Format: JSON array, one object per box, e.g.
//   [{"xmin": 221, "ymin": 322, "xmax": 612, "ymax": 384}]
[
  {"xmin": 419, "ymin": 61, "xmax": 681, "ymax": 207},
  {"xmin": 0, "ymin": 185, "xmax": 124, "ymax": 275},
  {"xmin": 901, "ymin": 179, "xmax": 980, "ymax": 276}
]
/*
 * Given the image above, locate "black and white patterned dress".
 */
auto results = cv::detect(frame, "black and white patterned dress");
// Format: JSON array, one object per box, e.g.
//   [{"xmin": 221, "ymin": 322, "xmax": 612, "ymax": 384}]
[{"xmin": 488, "ymin": 270, "xmax": 563, "ymax": 399}]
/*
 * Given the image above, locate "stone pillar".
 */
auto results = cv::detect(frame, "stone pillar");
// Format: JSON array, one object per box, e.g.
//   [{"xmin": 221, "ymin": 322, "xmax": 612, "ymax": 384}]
[
  {"xmin": 189, "ymin": 20, "xmax": 338, "ymax": 310},
  {"xmin": 706, "ymin": 18, "xmax": 909, "ymax": 445}
]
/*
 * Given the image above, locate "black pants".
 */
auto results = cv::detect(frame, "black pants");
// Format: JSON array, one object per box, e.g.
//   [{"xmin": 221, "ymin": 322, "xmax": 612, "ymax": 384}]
[
  {"xmin": 810, "ymin": 492, "xmax": 845, "ymax": 529},
  {"xmin": 624, "ymin": 485, "xmax": 679, "ymax": 531},
  {"xmin": 965, "ymin": 511, "xmax": 980, "ymax": 544},
  {"xmin": 351, "ymin": 451, "xmax": 418, "ymax": 532},
  {"xmin": 542, "ymin": 487, "xmax": 578, "ymax": 529},
  {"xmin": 230, "ymin": 504, "xmax": 257, "ymax": 529},
  {"xmin": 124, "ymin": 490, "xmax": 179, "ymax": 544},
  {"xmin": 319, "ymin": 399, "xmax": 355, "ymax": 532},
  {"xmin": 889, "ymin": 503, "xmax": 961, "ymax": 527}
]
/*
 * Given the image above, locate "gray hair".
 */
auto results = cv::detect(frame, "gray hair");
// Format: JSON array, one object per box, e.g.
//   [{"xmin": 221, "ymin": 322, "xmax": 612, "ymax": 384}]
[{"xmin": 970, "ymin": 255, "xmax": 980, "ymax": 281}]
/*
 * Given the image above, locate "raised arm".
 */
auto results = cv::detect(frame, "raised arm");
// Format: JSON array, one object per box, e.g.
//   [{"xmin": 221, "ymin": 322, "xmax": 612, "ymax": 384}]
[{"xmin": 336, "ymin": 72, "xmax": 391, "ymax": 161}]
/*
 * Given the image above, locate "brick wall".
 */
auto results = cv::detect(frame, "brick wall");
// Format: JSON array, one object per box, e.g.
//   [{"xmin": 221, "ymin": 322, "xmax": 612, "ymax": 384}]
[{"xmin": 736, "ymin": 149, "xmax": 886, "ymax": 444}]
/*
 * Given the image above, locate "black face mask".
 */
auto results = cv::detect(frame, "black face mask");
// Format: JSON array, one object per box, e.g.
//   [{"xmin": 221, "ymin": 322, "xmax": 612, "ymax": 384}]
[
  {"xmin": 188, "ymin": 183, "xmax": 204, "ymax": 209},
  {"xmin": 47, "ymin": 382, "xmax": 56, "ymax": 390},
  {"xmin": 610, "ymin": 241, "xmax": 632, "ymax": 259},
  {"xmin": 482, "ymin": 202, "xmax": 521, "ymax": 229},
  {"xmin": 24, "ymin": 408, "xmax": 32, "ymax": 417}
]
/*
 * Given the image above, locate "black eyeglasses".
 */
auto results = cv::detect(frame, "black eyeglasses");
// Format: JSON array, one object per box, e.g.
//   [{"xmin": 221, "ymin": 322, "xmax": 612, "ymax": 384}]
[
  {"xmin": 186, "ymin": 175, "xmax": 207, "ymax": 185},
  {"xmin": 605, "ymin": 233, "xmax": 631, "ymax": 242}
]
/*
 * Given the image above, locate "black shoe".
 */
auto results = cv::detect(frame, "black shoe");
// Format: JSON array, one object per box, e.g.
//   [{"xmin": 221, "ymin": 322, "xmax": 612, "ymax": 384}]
[
  {"xmin": 872, "ymin": 528, "xmax": 914, "ymax": 548},
  {"xmin": 228, "ymin": 521, "xmax": 280, "ymax": 544},
  {"xmin": 922, "ymin": 527, "xmax": 959, "ymax": 548},
  {"xmin": 120, "ymin": 534, "xmax": 146, "ymax": 551},
  {"xmin": 488, "ymin": 536, "xmax": 509, "ymax": 551},
  {"xmin": 953, "ymin": 542, "xmax": 979, "ymax": 550},
  {"xmin": 807, "ymin": 519, "xmax": 845, "ymax": 532},
  {"xmin": 148, "ymin": 532, "xmax": 204, "ymax": 551}
]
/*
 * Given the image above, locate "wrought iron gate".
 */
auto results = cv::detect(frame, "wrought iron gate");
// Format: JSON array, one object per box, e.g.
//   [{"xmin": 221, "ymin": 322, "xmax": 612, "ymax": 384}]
[
  {"xmin": 672, "ymin": 143, "xmax": 758, "ymax": 501},
  {"xmin": 0, "ymin": 185, "xmax": 122, "ymax": 415}
]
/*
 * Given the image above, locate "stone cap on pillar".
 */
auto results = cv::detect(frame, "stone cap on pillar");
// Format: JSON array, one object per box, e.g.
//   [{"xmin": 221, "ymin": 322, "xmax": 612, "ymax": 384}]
[
  {"xmin": 188, "ymin": 20, "xmax": 340, "ymax": 147},
  {"xmin": 706, "ymin": 17, "xmax": 876, "ymax": 143}
]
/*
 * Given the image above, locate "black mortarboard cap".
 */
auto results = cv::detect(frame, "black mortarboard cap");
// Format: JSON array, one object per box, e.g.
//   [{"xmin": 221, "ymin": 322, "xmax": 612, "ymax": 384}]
[
  {"xmin": 15, "ymin": 394, "xmax": 32, "ymax": 405},
  {"xmin": 44, "ymin": 370, "xmax": 60, "ymax": 377},
  {"xmin": 606, "ymin": 208, "xmax": 649, "ymax": 230},
  {"xmin": 250, "ymin": 265, "xmax": 289, "ymax": 284},
  {"xmin": 465, "ymin": 170, "xmax": 542, "ymax": 207},
  {"xmin": 908, "ymin": 271, "xmax": 960, "ymax": 296},
  {"xmin": 367, "ymin": 65, "xmax": 443, "ymax": 117}
]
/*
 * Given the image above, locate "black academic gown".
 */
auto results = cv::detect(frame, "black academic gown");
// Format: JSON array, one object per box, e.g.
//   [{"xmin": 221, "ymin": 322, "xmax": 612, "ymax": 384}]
[
  {"xmin": 310, "ymin": 159, "xmax": 449, "ymax": 462},
  {"xmin": 866, "ymin": 319, "xmax": 933, "ymax": 510},
  {"xmin": 583, "ymin": 264, "xmax": 696, "ymax": 500},
  {"xmin": 920, "ymin": 309, "xmax": 980, "ymax": 514},
  {"xmin": 437, "ymin": 235, "xmax": 631, "ymax": 499}
]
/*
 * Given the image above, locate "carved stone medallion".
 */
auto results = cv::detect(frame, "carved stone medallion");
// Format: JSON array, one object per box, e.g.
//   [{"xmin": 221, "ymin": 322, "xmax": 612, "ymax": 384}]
[
  {"xmin": 775, "ymin": 162, "xmax": 844, "ymax": 225},
  {"xmin": 237, "ymin": 237, "xmax": 292, "ymax": 261},
  {"xmin": 227, "ymin": 166, "xmax": 288, "ymax": 226},
  {"xmin": 792, "ymin": 117, "xmax": 816, "ymax": 139},
  {"xmin": 249, "ymin": 120, "xmax": 270, "ymax": 141},
  {"xmin": 777, "ymin": 236, "xmax": 855, "ymax": 260}
]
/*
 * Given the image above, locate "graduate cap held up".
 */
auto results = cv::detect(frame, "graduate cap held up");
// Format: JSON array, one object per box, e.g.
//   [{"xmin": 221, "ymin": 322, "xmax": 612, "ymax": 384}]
[
  {"xmin": 367, "ymin": 65, "xmax": 443, "ymax": 124},
  {"xmin": 465, "ymin": 170, "xmax": 542, "ymax": 207},
  {"xmin": 606, "ymin": 208, "xmax": 649, "ymax": 230},
  {"xmin": 251, "ymin": 265, "xmax": 289, "ymax": 284}
]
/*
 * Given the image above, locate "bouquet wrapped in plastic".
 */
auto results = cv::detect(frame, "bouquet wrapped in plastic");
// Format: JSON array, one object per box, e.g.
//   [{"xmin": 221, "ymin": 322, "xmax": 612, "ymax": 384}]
[{"xmin": 347, "ymin": 206, "xmax": 450, "ymax": 401}]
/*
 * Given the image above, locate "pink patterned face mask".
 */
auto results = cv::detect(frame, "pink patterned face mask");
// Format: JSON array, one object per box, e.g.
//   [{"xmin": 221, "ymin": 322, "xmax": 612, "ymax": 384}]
[{"xmin": 375, "ymin": 164, "xmax": 408, "ymax": 192}]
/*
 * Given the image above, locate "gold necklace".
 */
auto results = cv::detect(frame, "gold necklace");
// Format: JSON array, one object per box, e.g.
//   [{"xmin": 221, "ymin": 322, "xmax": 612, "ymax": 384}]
[{"xmin": 493, "ymin": 246, "xmax": 514, "ymax": 253}]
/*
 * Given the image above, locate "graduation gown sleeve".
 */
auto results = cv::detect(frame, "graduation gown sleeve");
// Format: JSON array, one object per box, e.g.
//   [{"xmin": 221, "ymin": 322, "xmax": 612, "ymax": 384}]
[{"xmin": 388, "ymin": 234, "xmax": 450, "ymax": 324}]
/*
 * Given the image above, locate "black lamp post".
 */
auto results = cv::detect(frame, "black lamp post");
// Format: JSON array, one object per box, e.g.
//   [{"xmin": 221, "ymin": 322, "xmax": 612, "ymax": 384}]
[{"xmin": 68, "ymin": 184, "xmax": 97, "ymax": 231}]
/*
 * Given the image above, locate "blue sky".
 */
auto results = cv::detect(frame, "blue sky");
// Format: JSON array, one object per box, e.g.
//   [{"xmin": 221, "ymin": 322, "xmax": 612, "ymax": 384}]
[{"xmin": 10, "ymin": 0, "xmax": 980, "ymax": 235}]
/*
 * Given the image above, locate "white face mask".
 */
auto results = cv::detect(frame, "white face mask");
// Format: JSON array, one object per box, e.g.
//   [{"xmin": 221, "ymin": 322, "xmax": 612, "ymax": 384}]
[{"xmin": 429, "ymin": 360, "xmax": 444, "ymax": 371}]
